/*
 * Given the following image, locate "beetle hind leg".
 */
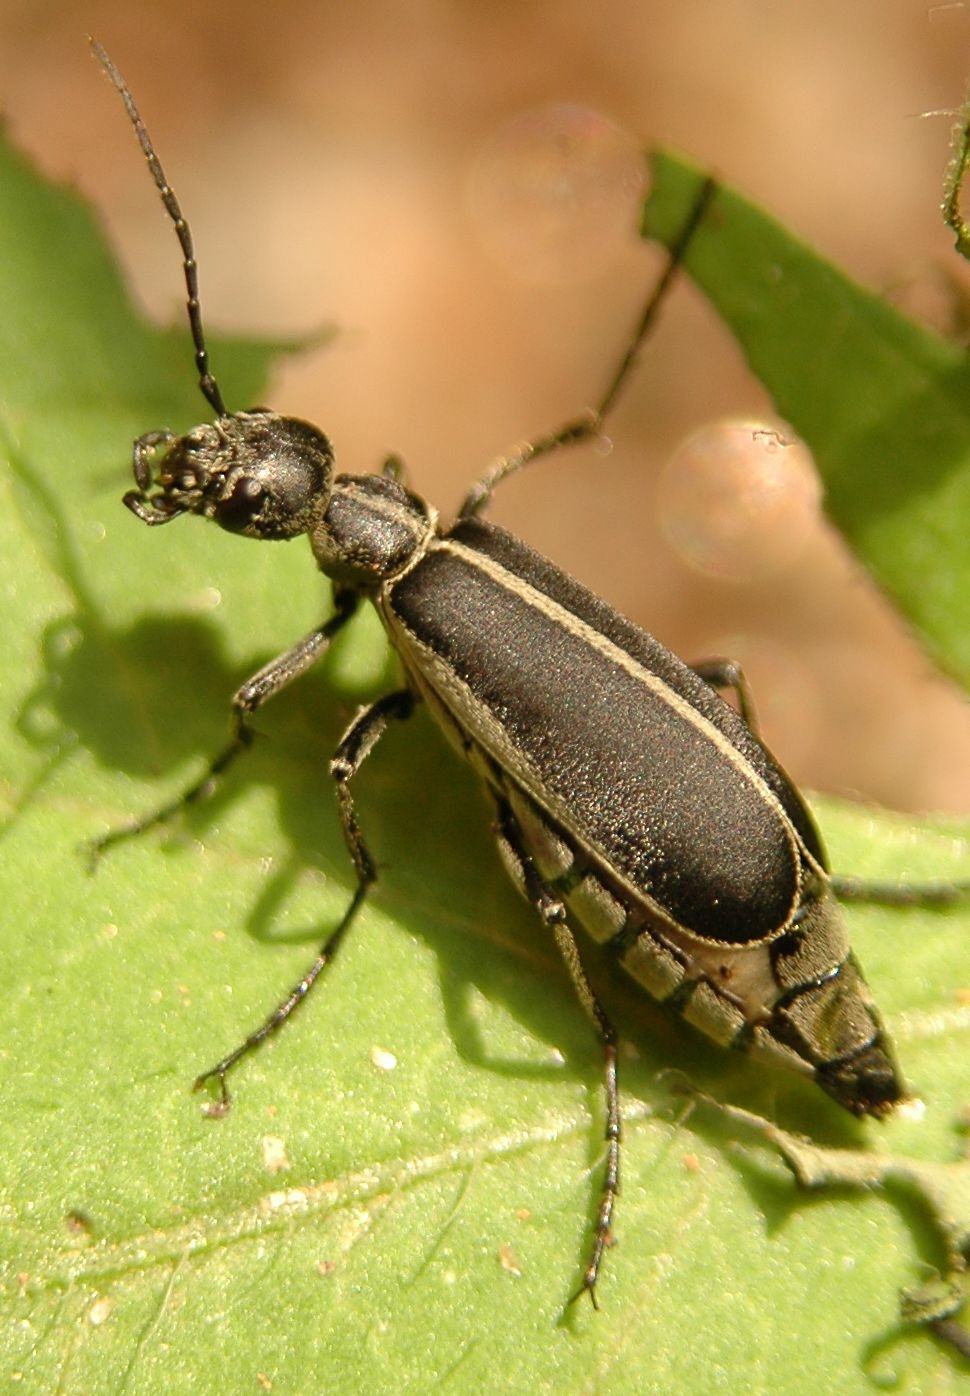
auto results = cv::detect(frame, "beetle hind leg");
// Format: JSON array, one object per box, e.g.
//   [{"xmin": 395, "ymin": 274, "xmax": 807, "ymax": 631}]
[{"xmin": 495, "ymin": 799, "xmax": 620, "ymax": 1308}]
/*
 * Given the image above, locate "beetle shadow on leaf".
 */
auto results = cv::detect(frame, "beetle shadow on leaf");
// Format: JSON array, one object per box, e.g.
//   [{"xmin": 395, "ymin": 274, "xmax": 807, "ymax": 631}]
[
  {"xmin": 22, "ymin": 600, "xmax": 898, "ymax": 1197},
  {"xmin": 20, "ymin": 612, "xmax": 238, "ymax": 783},
  {"xmin": 676, "ymin": 1084, "xmax": 970, "ymax": 1358},
  {"xmin": 20, "ymin": 602, "xmax": 651, "ymax": 1093}
]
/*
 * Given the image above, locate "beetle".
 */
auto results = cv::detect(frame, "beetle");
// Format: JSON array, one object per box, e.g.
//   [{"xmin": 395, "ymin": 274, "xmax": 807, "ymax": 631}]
[{"xmin": 91, "ymin": 42, "xmax": 910, "ymax": 1304}]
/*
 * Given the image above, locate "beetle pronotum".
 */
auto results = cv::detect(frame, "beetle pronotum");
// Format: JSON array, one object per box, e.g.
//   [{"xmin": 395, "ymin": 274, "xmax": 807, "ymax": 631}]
[{"xmin": 91, "ymin": 41, "xmax": 927, "ymax": 1304}]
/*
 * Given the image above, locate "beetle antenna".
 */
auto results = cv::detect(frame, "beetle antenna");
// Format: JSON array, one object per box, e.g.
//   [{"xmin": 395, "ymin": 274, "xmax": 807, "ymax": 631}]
[{"xmin": 90, "ymin": 38, "xmax": 228, "ymax": 418}]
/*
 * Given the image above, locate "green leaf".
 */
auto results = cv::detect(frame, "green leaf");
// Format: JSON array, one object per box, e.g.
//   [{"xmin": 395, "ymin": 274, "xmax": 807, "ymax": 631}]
[
  {"xmin": 643, "ymin": 148, "xmax": 970, "ymax": 690},
  {"xmin": 2, "ymin": 131, "xmax": 969, "ymax": 1393}
]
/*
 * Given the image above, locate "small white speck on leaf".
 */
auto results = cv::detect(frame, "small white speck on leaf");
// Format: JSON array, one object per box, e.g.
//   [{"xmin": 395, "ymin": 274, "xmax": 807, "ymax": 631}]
[
  {"xmin": 370, "ymin": 1045, "xmax": 397, "ymax": 1071},
  {"xmin": 261, "ymin": 1135, "xmax": 289, "ymax": 1173}
]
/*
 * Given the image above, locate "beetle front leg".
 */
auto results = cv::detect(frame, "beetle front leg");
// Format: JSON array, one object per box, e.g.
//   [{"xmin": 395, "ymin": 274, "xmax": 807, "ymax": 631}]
[
  {"xmin": 192, "ymin": 686, "xmax": 417, "ymax": 1115},
  {"xmin": 87, "ymin": 589, "xmax": 360, "ymax": 868},
  {"xmin": 458, "ymin": 177, "xmax": 718, "ymax": 520},
  {"xmin": 495, "ymin": 799, "xmax": 620, "ymax": 1309}
]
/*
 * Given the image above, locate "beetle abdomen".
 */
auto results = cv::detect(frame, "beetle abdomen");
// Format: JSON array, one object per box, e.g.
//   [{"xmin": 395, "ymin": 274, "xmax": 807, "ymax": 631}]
[{"xmin": 383, "ymin": 518, "xmax": 905, "ymax": 1118}]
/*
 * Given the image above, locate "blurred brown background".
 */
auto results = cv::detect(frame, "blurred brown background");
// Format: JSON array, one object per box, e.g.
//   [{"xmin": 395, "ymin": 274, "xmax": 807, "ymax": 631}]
[{"xmin": 2, "ymin": 0, "xmax": 970, "ymax": 810}]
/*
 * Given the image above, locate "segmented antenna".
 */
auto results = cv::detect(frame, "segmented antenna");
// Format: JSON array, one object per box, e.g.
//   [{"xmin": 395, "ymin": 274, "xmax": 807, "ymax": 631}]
[{"xmin": 90, "ymin": 38, "xmax": 228, "ymax": 418}]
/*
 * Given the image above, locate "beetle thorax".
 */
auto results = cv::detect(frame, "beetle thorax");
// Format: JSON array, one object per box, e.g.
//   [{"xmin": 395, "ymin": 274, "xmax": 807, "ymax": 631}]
[{"xmin": 311, "ymin": 473, "xmax": 437, "ymax": 589}]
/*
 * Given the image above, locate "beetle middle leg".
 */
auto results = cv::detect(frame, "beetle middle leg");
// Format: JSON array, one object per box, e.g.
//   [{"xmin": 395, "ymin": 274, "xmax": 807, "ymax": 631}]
[
  {"xmin": 193, "ymin": 687, "xmax": 416, "ymax": 1114},
  {"xmin": 494, "ymin": 798, "xmax": 619, "ymax": 1308},
  {"xmin": 830, "ymin": 873, "xmax": 970, "ymax": 908},
  {"xmin": 86, "ymin": 589, "xmax": 359, "ymax": 868},
  {"xmin": 690, "ymin": 664, "xmax": 970, "ymax": 908}
]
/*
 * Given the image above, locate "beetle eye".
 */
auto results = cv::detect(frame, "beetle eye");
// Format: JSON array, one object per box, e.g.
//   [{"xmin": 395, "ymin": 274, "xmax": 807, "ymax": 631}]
[{"xmin": 215, "ymin": 476, "xmax": 266, "ymax": 533}]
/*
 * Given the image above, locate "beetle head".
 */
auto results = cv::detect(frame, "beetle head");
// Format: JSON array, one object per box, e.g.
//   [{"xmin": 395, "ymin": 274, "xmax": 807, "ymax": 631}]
[{"xmin": 124, "ymin": 410, "xmax": 334, "ymax": 539}]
